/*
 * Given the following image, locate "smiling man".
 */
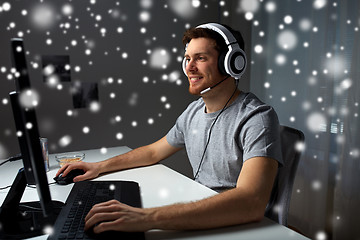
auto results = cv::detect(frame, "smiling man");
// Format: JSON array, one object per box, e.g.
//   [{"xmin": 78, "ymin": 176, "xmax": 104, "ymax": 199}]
[{"xmin": 57, "ymin": 23, "xmax": 283, "ymax": 233}]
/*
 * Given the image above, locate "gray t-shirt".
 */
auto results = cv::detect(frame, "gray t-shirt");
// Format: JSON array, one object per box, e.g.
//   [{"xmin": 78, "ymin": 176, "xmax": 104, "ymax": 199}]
[{"xmin": 166, "ymin": 92, "xmax": 283, "ymax": 192}]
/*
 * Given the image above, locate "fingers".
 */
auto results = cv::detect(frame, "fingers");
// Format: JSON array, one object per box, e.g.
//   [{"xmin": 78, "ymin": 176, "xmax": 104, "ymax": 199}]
[
  {"xmin": 56, "ymin": 162, "xmax": 82, "ymax": 177},
  {"xmin": 85, "ymin": 200, "xmax": 121, "ymax": 222},
  {"xmin": 56, "ymin": 162, "xmax": 94, "ymax": 180},
  {"xmin": 84, "ymin": 200, "xmax": 151, "ymax": 233},
  {"xmin": 92, "ymin": 217, "xmax": 125, "ymax": 234},
  {"xmin": 84, "ymin": 200, "xmax": 124, "ymax": 231},
  {"xmin": 55, "ymin": 163, "xmax": 75, "ymax": 177},
  {"xmin": 55, "ymin": 163, "xmax": 70, "ymax": 176},
  {"xmin": 72, "ymin": 171, "xmax": 90, "ymax": 182}
]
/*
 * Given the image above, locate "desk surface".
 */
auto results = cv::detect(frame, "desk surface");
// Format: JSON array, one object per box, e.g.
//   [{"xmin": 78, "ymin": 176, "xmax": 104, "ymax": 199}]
[{"xmin": 0, "ymin": 146, "xmax": 309, "ymax": 240}]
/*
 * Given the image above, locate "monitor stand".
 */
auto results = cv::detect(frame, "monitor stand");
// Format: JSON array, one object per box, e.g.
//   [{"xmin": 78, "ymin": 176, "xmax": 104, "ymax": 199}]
[{"xmin": 0, "ymin": 168, "xmax": 64, "ymax": 239}]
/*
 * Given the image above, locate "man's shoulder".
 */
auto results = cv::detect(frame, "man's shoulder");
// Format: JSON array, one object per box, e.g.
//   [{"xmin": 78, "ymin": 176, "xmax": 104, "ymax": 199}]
[
  {"xmin": 237, "ymin": 92, "xmax": 275, "ymax": 112},
  {"xmin": 239, "ymin": 92, "xmax": 266, "ymax": 107},
  {"xmin": 232, "ymin": 92, "xmax": 278, "ymax": 124}
]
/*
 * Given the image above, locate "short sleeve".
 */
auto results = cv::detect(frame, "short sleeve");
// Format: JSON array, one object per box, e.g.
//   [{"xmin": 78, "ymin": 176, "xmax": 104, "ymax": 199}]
[
  {"xmin": 166, "ymin": 112, "xmax": 187, "ymax": 148},
  {"xmin": 240, "ymin": 106, "xmax": 283, "ymax": 166}
]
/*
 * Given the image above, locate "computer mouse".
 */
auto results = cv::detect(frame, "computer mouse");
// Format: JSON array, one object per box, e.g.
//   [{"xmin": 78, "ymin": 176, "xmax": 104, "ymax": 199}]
[{"xmin": 54, "ymin": 169, "xmax": 85, "ymax": 185}]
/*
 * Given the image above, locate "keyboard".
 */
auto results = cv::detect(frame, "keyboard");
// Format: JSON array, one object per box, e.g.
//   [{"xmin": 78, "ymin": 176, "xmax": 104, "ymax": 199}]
[{"xmin": 48, "ymin": 181, "xmax": 145, "ymax": 240}]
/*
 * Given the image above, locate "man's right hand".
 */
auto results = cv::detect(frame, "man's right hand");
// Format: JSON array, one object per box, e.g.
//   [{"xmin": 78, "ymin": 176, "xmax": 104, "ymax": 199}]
[{"xmin": 55, "ymin": 161, "xmax": 101, "ymax": 182}]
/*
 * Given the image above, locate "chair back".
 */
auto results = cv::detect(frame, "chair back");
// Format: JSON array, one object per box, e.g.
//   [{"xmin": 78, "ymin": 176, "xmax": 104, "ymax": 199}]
[{"xmin": 265, "ymin": 125, "xmax": 305, "ymax": 226}]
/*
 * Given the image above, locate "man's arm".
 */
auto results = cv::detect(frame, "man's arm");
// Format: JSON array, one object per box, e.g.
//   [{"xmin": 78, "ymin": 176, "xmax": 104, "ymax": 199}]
[
  {"xmin": 96, "ymin": 136, "xmax": 182, "ymax": 173},
  {"xmin": 56, "ymin": 136, "xmax": 182, "ymax": 182},
  {"xmin": 84, "ymin": 156, "xmax": 279, "ymax": 232}
]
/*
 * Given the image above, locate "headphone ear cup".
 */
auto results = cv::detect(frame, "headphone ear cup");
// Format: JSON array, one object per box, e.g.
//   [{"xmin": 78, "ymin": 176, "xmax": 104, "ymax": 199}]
[
  {"xmin": 230, "ymin": 51, "xmax": 246, "ymax": 74},
  {"xmin": 182, "ymin": 57, "xmax": 188, "ymax": 76},
  {"xmin": 225, "ymin": 48, "xmax": 247, "ymax": 78},
  {"xmin": 218, "ymin": 51, "xmax": 228, "ymax": 76}
]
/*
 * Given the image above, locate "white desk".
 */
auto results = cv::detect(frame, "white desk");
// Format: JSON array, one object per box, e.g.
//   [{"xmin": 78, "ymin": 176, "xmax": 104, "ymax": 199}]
[{"xmin": 0, "ymin": 146, "xmax": 309, "ymax": 240}]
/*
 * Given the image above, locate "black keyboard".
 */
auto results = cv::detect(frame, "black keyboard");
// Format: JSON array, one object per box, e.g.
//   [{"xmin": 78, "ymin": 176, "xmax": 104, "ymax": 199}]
[{"xmin": 48, "ymin": 181, "xmax": 145, "ymax": 240}]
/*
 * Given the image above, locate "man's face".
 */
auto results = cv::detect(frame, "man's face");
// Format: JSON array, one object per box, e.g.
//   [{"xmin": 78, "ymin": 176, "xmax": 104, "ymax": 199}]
[{"xmin": 184, "ymin": 38, "xmax": 225, "ymax": 95}]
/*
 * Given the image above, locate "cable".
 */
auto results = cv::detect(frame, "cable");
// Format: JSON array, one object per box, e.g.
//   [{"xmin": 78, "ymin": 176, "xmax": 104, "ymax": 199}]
[
  {"xmin": 19, "ymin": 202, "xmax": 63, "ymax": 212},
  {"xmin": 0, "ymin": 154, "xmax": 23, "ymax": 190},
  {"xmin": 0, "ymin": 182, "xmax": 56, "ymax": 192},
  {"xmin": 0, "ymin": 159, "xmax": 11, "ymax": 167},
  {"xmin": 0, "ymin": 153, "xmax": 22, "ymax": 167},
  {"xmin": 194, "ymin": 80, "xmax": 239, "ymax": 180},
  {"xmin": 26, "ymin": 182, "xmax": 56, "ymax": 189},
  {"xmin": 18, "ymin": 204, "xmax": 42, "ymax": 211},
  {"xmin": 0, "ymin": 185, "xmax": 12, "ymax": 190}
]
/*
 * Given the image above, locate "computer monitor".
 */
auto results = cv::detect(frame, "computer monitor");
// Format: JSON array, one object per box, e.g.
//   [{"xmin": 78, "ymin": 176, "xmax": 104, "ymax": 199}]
[
  {"xmin": 10, "ymin": 38, "xmax": 36, "ymax": 184},
  {"xmin": 0, "ymin": 39, "xmax": 63, "ymax": 239}
]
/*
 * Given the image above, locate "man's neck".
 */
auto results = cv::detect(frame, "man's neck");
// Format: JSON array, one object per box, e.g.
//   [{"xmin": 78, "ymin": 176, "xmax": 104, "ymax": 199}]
[{"xmin": 202, "ymin": 80, "xmax": 241, "ymax": 113}]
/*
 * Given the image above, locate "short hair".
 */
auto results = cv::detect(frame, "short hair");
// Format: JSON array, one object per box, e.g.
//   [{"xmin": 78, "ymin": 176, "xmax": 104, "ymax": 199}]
[{"xmin": 182, "ymin": 23, "xmax": 245, "ymax": 54}]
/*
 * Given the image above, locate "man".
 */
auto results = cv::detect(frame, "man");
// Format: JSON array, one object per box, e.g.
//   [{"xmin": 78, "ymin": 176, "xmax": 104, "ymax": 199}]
[{"xmin": 57, "ymin": 23, "xmax": 283, "ymax": 233}]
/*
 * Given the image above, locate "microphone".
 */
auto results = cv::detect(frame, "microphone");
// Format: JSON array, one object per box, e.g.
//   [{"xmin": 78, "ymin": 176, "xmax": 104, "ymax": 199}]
[{"xmin": 200, "ymin": 75, "xmax": 230, "ymax": 95}]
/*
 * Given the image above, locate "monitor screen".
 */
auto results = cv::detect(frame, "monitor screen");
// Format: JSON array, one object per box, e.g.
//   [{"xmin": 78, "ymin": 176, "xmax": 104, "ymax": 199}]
[
  {"xmin": 11, "ymin": 38, "xmax": 31, "ymax": 92},
  {"xmin": 10, "ymin": 38, "xmax": 52, "ymax": 202},
  {"xmin": 10, "ymin": 38, "xmax": 36, "ymax": 184},
  {"xmin": 9, "ymin": 90, "xmax": 54, "ymax": 216},
  {"xmin": 0, "ymin": 39, "xmax": 62, "ymax": 239}
]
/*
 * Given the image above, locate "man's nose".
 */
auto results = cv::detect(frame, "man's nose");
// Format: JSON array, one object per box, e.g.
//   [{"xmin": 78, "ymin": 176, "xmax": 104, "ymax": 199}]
[{"xmin": 186, "ymin": 59, "xmax": 197, "ymax": 72}]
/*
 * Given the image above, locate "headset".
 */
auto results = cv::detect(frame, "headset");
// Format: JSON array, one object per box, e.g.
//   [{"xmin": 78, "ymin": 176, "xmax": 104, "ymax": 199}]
[{"xmin": 182, "ymin": 23, "xmax": 247, "ymax": 80}]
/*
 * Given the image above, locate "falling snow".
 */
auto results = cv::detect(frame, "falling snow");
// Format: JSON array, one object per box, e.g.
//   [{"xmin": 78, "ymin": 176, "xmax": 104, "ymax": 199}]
[{"xmin": 0, "ymin": 1, "xmax": 359, "ymax": 238}]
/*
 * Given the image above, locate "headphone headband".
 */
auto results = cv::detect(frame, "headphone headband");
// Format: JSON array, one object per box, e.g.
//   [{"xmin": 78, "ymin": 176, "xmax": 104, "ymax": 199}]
[{"xmin": 196, "ymin": 23, "xmax": 237, "ymax": 46}]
